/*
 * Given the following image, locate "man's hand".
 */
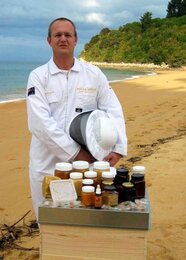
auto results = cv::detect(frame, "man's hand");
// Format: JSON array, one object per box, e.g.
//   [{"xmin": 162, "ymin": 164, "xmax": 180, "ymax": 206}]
[
  {"xmin": 74, "ymin": 147, "xmax": 96, "ymax": 163},
  {"xmin": 103, "ymin": 152, "xmax": 122, "ymax": 167}
]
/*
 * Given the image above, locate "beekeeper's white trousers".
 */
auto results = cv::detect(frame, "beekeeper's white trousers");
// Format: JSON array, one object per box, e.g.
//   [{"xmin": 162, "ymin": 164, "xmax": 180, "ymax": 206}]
[{"xmin": 29, "ymin": 170, "xmax": 50, "ymax": 220}]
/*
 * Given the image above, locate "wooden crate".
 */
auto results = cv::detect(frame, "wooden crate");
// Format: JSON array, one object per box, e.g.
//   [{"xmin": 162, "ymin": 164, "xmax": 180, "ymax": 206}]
[
  {"xmin": 39, "ymin": 190, "xmax": 150, "ymax": 259},
  {"xmin": 40, "ymin": 223, "xmax": 147, "ymax": 260}
]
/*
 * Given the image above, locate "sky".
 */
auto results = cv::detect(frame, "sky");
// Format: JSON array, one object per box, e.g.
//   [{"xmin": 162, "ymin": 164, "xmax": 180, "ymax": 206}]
[{"xmin": 0, "ymin": 0, "xmax": 170, "ymax": 62}]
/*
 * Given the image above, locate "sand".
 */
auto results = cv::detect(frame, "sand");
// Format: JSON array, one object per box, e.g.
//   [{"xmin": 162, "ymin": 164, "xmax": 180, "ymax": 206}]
[{"xmin": 0, "ymin": 69, "xmax": 186, "ymax": 259}]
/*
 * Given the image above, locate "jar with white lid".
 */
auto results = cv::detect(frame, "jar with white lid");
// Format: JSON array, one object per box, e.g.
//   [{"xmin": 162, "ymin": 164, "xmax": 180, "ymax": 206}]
[
  {"xmin": 72, "ymin": 161, "xmax": 89, "ymax": 175},
  {"xmin": 102, "ymin": 171, "xmax": 115, "ymax": 181},
  {"xmin": 70, "ymin": 172, "xmax": 83, "ymax": 198},
  {"xmin": 93, "ymin": 161, "xmax": 110, "ymax": 185},
  {"xmin": 81, "ymin": 186, "xmax": 95, "ymax": 206},
  {"xmin": 101, "ymin": 171, "xmax": 115, "ymax": 185},
  {"xmin": 132, "ymin": 166, "xmax": 145, "ymax": 174},
  {"xmin": 54, "ymin": 162, "xmax": 72, "ymax": 179},
  {"xmin": 102, "ymin": 181, "xmax": 114, "ymax": 188},
  {"xmin": 101, "ymin": 171, "xmax": 115, "ymax": 189},
  {"xmin": 82, "ymin": 179, "xmax": 94, "ymax": 186},
  {"xmin": 84, "ymin": 171, "xmax": 97, "ymax": 187}
]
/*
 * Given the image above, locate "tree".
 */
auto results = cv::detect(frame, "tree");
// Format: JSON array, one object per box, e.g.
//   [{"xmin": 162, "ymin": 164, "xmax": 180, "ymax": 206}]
[
  {"xmin": 140, "ymin": 12, "xmax": 152, "ymax": 32},
  {"xmin": 100, "ymin": 28, "xmax": 111, "ymax": 35},
  {"xmin": 166, "ymin": 0, "xmax": 186, "ymax": 17}
]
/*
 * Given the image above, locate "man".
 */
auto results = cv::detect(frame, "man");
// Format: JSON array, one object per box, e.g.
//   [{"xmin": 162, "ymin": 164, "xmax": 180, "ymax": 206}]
[{"xmin": 26, "ymin": 17, "xmax": 127, "ymax": 219}]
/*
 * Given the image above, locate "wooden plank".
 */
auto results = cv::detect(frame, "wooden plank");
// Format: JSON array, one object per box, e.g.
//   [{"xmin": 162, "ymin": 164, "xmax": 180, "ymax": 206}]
[
  {"xmin": 40, "ymin": 224, "xmax": 147, "ymax": 260},
  {"xmin": 41, "ymin": 254, "xmax": 146, "ymax": 260}
]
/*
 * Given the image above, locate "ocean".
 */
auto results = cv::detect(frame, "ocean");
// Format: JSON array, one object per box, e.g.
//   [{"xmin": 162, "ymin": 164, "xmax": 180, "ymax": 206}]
[{"xmin": 0, "ymin": 61, "xmax": 149, "ymax": 103}]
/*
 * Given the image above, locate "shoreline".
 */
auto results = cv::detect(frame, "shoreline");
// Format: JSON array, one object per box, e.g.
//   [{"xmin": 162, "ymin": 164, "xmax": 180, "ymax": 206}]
[
  {"xmin": 0, "ymin": 97, "xmax": 25, "ymax": 105},
  {"xmin": 3, "ymin": 60, "xmax": 186, "ymax": 105},
  {"xmin": 0, "ymin": 71, "xmax": 156, "ymax": 104},
  {"xmin": 89, "ymin": 61, "xmax": 186, "ymax": 71},
  {"xmin": 0, "ymin": 64, "xmax": 185, "ymax": 105}
]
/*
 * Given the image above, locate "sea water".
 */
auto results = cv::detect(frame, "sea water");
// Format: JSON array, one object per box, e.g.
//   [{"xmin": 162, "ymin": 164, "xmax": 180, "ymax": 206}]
[{"xmin": 0, "ymin": 61, "xmax": 148, "ymax": 103}]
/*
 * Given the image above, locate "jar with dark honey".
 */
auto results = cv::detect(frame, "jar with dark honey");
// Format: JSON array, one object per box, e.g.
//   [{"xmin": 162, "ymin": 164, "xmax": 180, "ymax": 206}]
[
  {"xmin": 114, "ymin": 167, "xmax": 129, "ymax": 186},
  {"xmin": 131, "ymin": 166, "xmax": 145, "ymax": 198},
  {"xmin": 121, "ymin": 182, "xmax": 136, "ymax": 202},
  {"xmin": 114, "ymin": 167, "xmax": 129, "ymax": 203}
]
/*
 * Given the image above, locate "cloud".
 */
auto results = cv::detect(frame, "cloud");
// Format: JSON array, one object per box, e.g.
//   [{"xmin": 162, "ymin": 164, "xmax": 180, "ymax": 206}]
[
  {"xmin": 85, "ymin": 12, "xmax": 109, "ymax": 26},
  {"xmin": 0, "ymin": 0, "xmax": 169, "ymax": 61},
  {"xmin": 81, "ymin": 0, "xmax": 100, "ymax": 8},
  {"xmin": 0, "ymin": 0, "xmax": 169, "ymax": 28}
]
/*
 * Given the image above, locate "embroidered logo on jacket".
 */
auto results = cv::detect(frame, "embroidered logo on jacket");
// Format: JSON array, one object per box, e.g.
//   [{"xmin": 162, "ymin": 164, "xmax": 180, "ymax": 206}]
[
  {"xmin": 28, "ymin": 87, "xmax": 35, "ymax": 96},
  {"xmin": 75, "ymin": 108, "xmax": 83, "ymax": 112}
]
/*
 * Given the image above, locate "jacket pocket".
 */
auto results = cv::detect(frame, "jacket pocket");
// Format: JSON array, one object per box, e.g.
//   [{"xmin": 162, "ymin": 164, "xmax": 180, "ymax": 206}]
[
  {"xmin": 45, "ymin": 90, "xmax": 59, "ymax": 104},
  {"xmin": 76, "ymin": 85, "xmax": 98, "ymax": 111}
]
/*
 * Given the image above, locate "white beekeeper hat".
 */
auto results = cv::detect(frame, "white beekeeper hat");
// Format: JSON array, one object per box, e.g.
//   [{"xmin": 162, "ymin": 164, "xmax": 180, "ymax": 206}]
[{"xmin": 69, "ymin": 110, "xmax": 118, "ymax": 160}]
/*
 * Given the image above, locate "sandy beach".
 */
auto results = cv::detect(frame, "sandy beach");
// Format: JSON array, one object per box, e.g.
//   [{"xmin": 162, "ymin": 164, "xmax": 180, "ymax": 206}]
[{"xmin": 0, "ymin": 69, "xmax": 186, "ymax": 259}]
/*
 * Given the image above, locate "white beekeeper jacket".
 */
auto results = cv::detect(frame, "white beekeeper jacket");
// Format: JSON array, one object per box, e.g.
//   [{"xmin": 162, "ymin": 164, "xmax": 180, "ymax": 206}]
[{"xmin": 27, "ymin": 58, "xmax": 127, "ymax": 175}]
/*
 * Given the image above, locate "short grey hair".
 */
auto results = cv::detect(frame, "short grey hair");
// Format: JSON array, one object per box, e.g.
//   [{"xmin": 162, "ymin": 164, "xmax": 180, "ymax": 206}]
[{"xmin": 48, "ymin": 17, "xmax": 77, "ymax": 37}]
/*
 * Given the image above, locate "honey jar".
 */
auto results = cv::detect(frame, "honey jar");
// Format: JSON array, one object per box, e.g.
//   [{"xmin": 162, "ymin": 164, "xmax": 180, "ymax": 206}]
[
  {"xmin": 72, "ymin": 161, "xmax": 89, "ymax": 175},
  {"xmin": 54, "ymin": 162, "xmax": 72, "ymax": 179},
  {"xmin": 70, "ymin": 172, "xmax": 83, "ymax": 198},
  {"xmin": 81, "ymin": 186, "xmax": 95, "ymax": 207},
  {"xmin": 102, "ymin": 185, "xmax": 118, "ymax": 207},
  {"xmin": 131, "ymin": 166, "xmax": 146, "ymax": 198},
  {"xmin": 84, "ymin": 171, "xmax": 98, "ymax": 187},
  {"xmin": 93, "ymin": 161, "xmax": 110, "ymax": 185}
]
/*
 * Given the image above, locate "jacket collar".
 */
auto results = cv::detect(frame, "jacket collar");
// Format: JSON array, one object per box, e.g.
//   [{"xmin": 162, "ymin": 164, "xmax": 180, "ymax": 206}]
[{"xmin": 48, "ymin": 57, "xmax": 81, "ymax": 75}]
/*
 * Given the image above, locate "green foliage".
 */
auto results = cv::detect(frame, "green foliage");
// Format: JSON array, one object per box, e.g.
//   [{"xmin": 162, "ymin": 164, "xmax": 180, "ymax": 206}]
[
  {"xmin": 167, "ymin": 0, "xmax": 186, "ymax": 18},
  {"xmin": 100, "ymin": 28, "xmax": 111, "ymax": 35},
  {"xmin": 80, "ymin": 15, "xmax": 186, "ymax": 68},
  {"xmin": 140, "ymin": 12, "xmax": 152, "ymax": 32}
]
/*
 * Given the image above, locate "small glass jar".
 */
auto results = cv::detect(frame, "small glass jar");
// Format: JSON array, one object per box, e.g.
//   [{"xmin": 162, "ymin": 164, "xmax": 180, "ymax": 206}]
[
  {"xmin": 114, "ymin": 167, "xmax": 129, "ymax": 186},
  {"xmin": 81, "ymin": 186, "xmax": 95, "ymax": 207},
  {"xmin": 82, "ymin": 179, "xmax": 94, "ymax": 186},
  {"xmin": 102, "ymin": 171, "xmax": 115, "ymax": 182},
  {"xmin": 72, "ymin": 161, "xmax": 89, "ymax": 175},
  {"xmin": 93, "ymin": 161, "xmax": 110, "ymax": 185},
  {"xmin": 102, "ymin": 185, "xmax": 118, "ymax": 207},
  {"xmin": 131, "ymin": 173, "xmax": 145, "ymax": 199},
  {"xmin": 70, "ymin": 172, "xmax": 83, "ymax": 198},
  {"xmin": 101, "ymin": 171, "xmax": 115, "ymax": 189},
  {"xmin": 54, "ymin": 162, "xmax": 72, "ymax": 179},
  {"xmin": 102, "ymin": 181, "xmax": 114, "ymax": 188},
  {"xmin": 94, "ymin": 184, "xmax": 102, "ymax": 209},
  {"xmin": 84, "ymin": 171, "xmax": 97, "ymax": 188},
  {"xmin": 131, "ymin": 165, "xmax": 146, "ymax": 199},
  {"xmin": 132, "ymin": 165, "xmax": 145, "ymax": 174},
  {"xmin": 121, "ymin": 182, "xmax": 136, "ymax": 202}
]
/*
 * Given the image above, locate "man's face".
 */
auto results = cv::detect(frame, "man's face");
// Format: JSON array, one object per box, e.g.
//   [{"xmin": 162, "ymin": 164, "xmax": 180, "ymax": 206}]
[{"xmin": 47, "ymin": 20, "xmax": 77, "ymax": 57}]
